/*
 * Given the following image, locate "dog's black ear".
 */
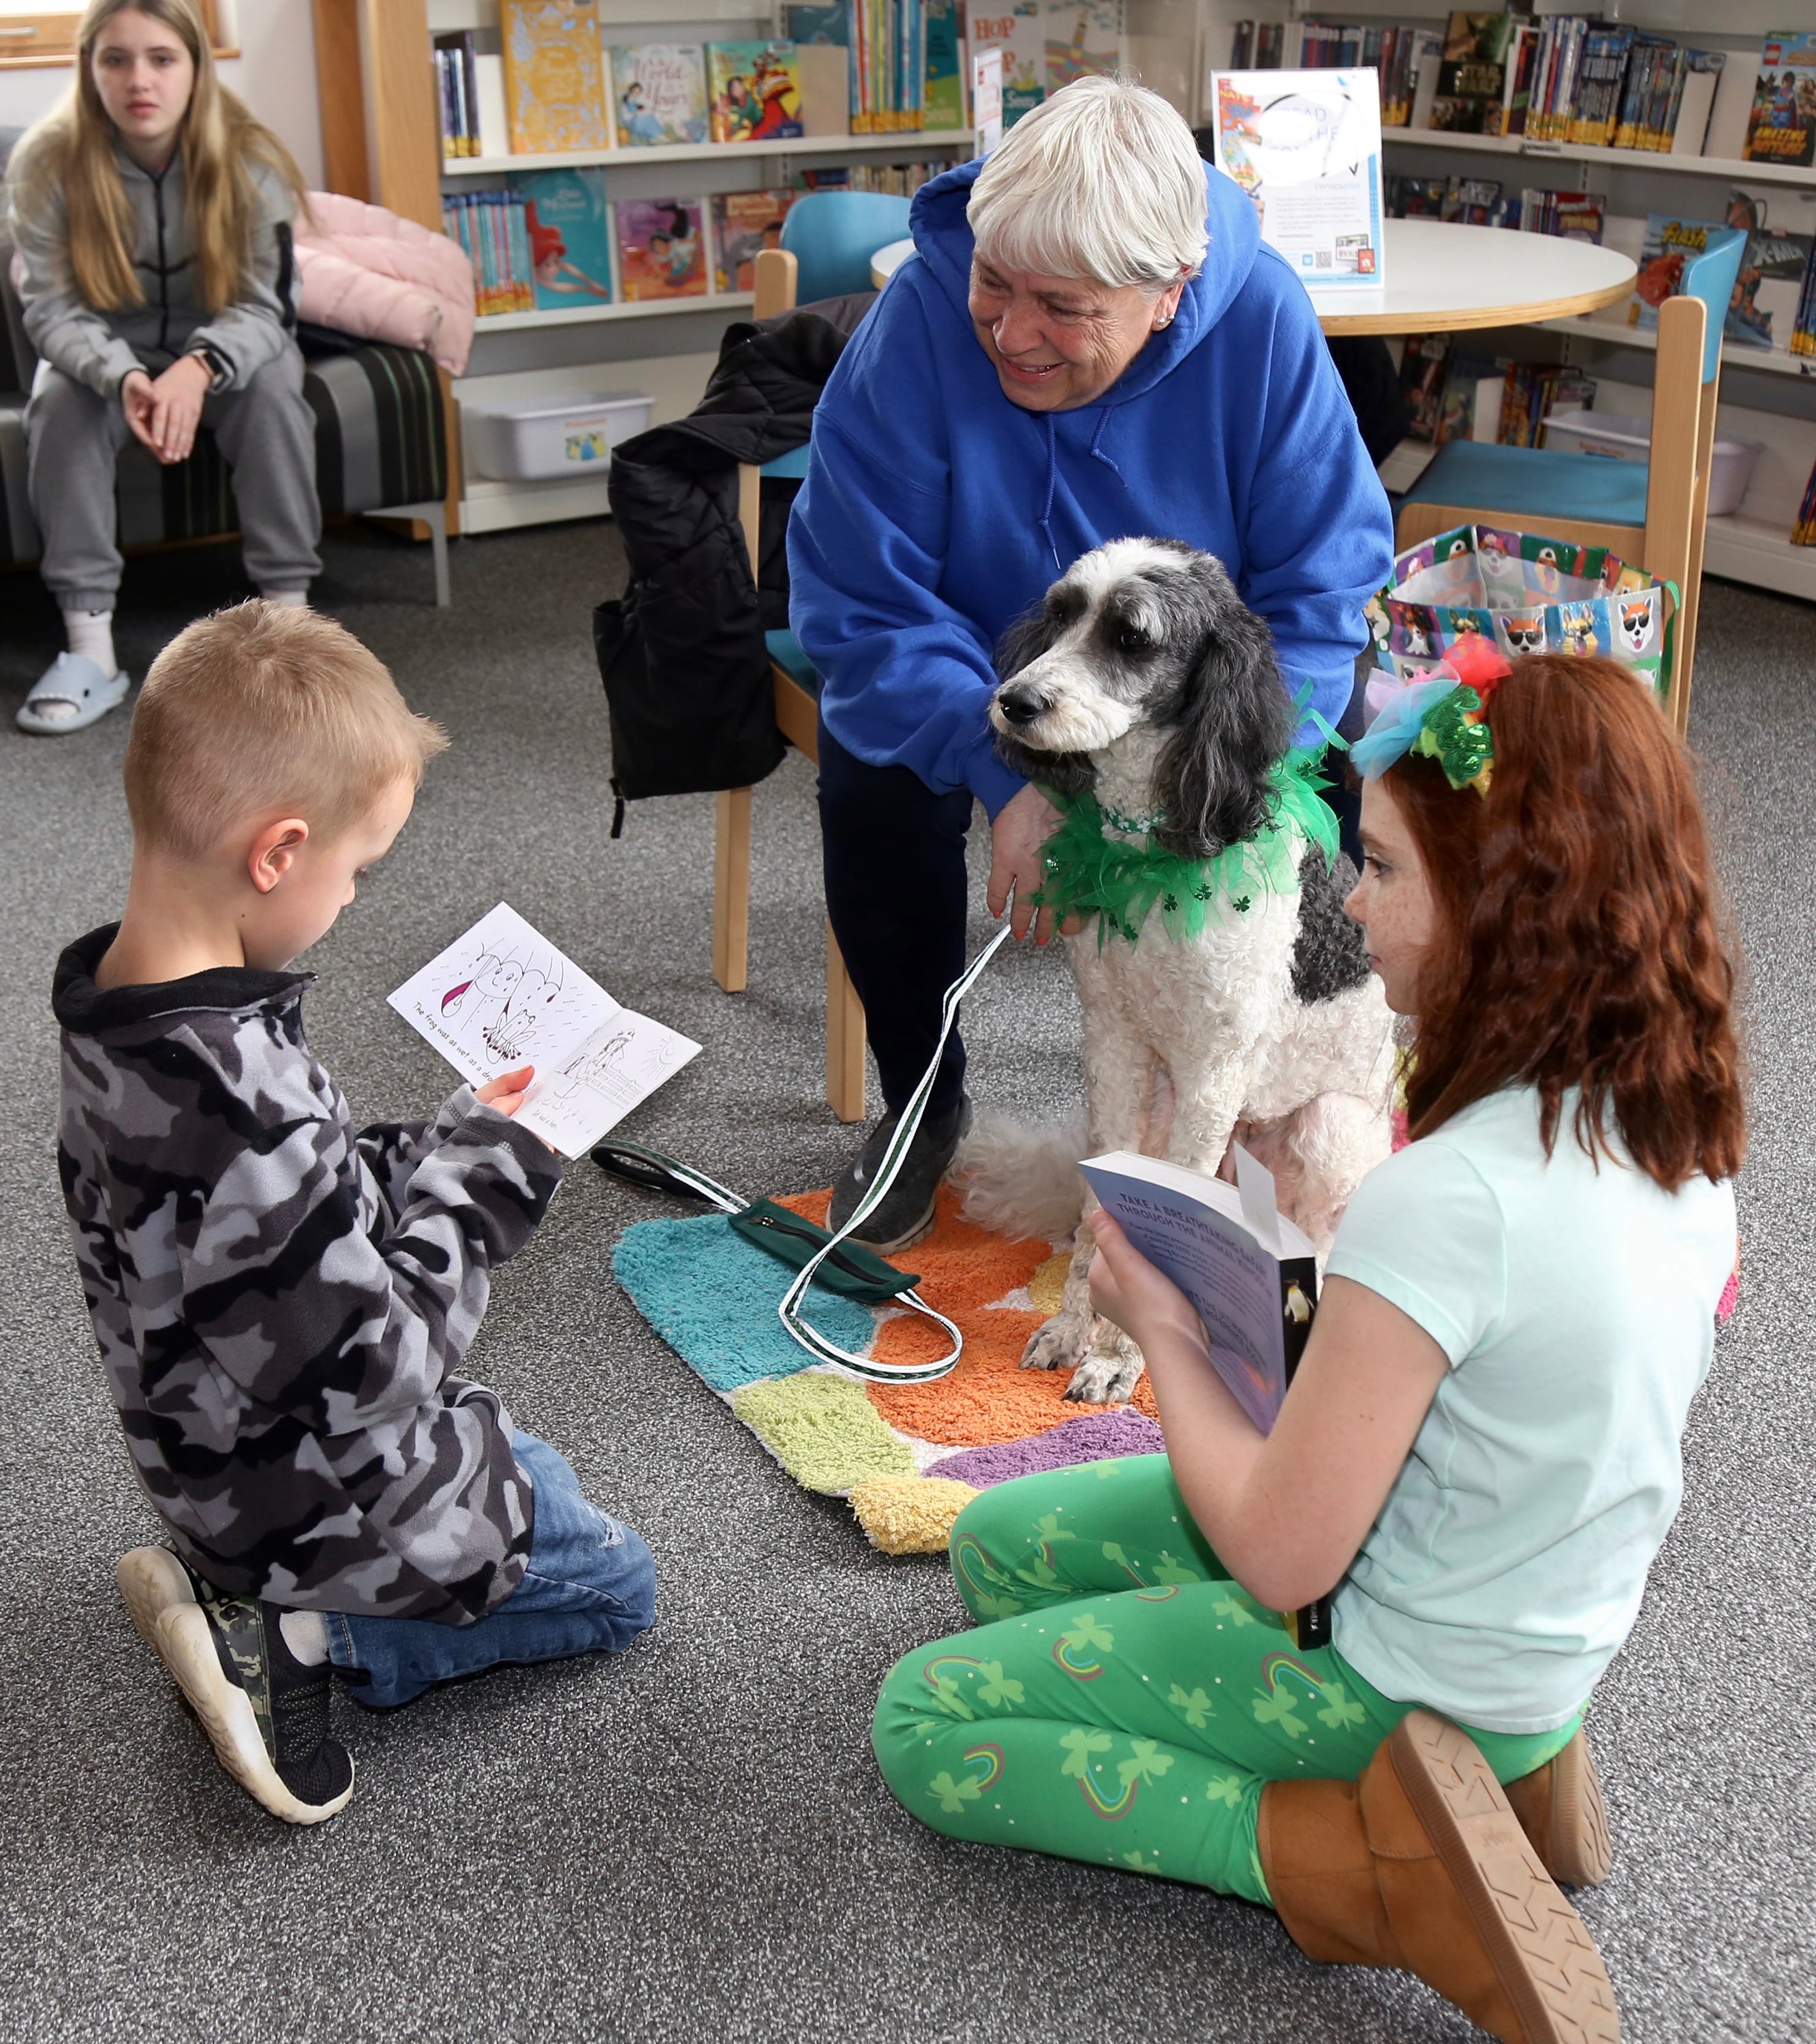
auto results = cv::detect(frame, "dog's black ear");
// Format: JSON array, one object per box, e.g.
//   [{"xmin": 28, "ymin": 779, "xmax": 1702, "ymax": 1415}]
[
  {"xmin": 992, "ymin": 602, "xmax": 1096, "ymax": 796},
  {"xmin": 1152, "ymin": 585, "xmax": 1292, "ymax": 859}
]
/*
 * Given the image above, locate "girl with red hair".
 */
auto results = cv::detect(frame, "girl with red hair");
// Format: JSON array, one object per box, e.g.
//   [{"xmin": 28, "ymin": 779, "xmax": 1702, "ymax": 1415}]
[{"xmin": 873, "ymin": 652, "xmax": 1742, "ymax": 2044}]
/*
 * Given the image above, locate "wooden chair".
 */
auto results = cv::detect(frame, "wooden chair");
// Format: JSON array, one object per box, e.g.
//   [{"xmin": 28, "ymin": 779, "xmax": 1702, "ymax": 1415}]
[
  {"xmin": 1395, "ymin": 226, "xmax": 1746, "ymax": 738},
  {"xmin": 714, "ymin": 244, "xmax": 867, "ymax": 1122}
]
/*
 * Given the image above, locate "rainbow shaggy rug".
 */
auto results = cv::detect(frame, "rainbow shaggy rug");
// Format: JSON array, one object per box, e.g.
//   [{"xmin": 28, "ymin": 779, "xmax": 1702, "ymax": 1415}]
[{"xmin": 613, "ymin": 1189, "xmax": 1165, "ymax": 1554}]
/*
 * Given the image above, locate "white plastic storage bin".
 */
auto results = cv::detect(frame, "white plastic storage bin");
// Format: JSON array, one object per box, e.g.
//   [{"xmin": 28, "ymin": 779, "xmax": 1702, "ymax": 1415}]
[
  {"xmin": 463, "ymin": 392, "xmax": 651, "ymax": 484},
  {"xmin": 1542, "ymin": 412, "xmax": 1762, "ymax": 518}
]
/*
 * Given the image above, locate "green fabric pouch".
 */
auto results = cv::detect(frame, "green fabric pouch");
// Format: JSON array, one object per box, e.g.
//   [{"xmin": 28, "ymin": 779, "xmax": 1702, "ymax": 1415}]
[{"xmin": 726, "ymin": 1198, "xmax": 919, "ymax": 1303}]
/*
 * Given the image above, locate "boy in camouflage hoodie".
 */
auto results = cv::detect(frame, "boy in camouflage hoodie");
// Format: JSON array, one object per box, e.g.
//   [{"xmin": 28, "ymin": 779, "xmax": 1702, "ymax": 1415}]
[{"xmin": 54, "ymin": 602, "xmax": 655, "ymax": 1824}]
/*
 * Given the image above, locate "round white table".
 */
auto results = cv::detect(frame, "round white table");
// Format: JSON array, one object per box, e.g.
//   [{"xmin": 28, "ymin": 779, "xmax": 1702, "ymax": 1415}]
[{"xmin": 870, "ymin": 219, "xmax": 1635, "ymax": 337}]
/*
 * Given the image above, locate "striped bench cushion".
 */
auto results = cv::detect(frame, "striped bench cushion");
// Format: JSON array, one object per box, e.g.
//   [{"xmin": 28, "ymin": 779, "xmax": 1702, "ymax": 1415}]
[{"xmin": 0, "ymin": 342, "xmax": 445, "ymax": 569}]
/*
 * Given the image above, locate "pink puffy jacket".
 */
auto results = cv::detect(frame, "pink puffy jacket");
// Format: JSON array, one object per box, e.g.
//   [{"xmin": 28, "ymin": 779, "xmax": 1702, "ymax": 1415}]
[{"xmin": 294, "ymin": 191, "xmax": 475, "ymax": 376}]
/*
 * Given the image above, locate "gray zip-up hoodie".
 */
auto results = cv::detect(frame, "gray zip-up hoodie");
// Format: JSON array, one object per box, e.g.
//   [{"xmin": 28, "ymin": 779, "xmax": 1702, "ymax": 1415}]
[
  {"xmin": 7, "ymin": 138, "xmax": 299, "ymax": 399},
  {"xmin": 55, "ymin": 927, "xmax": 564, "ymax": 1625}
]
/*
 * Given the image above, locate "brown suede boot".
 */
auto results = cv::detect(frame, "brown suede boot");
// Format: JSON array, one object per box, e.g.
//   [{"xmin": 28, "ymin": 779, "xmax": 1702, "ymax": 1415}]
[
  {"xmin": 1258, "ymin": 1709, "xmax": 1620, "ymax": 2043},
  {"xmin": 1505, "ymin": 1729, "xmax": 1612, "ymax": 1888}
]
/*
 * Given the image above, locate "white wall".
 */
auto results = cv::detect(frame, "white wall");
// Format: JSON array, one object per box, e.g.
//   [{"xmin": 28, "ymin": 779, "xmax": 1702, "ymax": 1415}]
[{"xmin": 0, "ymin": 1, "xmax": 322, "ymax": 187}]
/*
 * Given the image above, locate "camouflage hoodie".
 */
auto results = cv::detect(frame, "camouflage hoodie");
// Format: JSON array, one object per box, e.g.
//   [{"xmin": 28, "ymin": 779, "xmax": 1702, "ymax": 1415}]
[{"xmin": 54, "ymin": 927, "xmax": 563, "ymax": 1625}]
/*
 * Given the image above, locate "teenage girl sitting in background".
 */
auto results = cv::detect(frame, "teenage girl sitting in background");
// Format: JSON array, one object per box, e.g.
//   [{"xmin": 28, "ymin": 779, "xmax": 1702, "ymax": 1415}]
[
  {"xmin": 874, "ymin": 652, "xmax": 1743, "ymax": 2044},
  {"xmin": 5, "ymin": 0, "xmax": 319, "ymax": 734}
]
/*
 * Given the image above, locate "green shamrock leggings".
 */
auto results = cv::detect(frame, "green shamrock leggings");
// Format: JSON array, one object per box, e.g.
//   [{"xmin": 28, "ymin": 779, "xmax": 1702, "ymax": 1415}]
[{"xmin": 872, "ymin": 1455, "xmax": 1580, "ymax": 1904}]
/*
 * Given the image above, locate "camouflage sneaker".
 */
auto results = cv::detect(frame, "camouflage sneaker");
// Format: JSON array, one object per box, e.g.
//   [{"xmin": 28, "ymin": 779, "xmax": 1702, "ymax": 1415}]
[{"xmin": 117, "ymin": 1547, "xmax": 354, "ymax": 1825}]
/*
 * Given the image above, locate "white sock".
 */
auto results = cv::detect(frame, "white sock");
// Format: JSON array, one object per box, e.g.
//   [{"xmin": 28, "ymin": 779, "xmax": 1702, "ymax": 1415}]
[
  {"xmin": 260, "ymin": 588, "xmax": 308, "ymax": 609},
  {"xmin": 277, "ymin": 1609, "xmax": 329, "ymax": 1667},
  {"xmin": 63, "ymin": 607, "xmax": 117, "ymax": 675}
]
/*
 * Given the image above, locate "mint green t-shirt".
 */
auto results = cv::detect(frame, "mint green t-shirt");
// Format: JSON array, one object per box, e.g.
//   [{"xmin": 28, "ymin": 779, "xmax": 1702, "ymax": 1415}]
[{"xmin": 1325, "ymin": 1087, "xmax": 1736, "ymax": 1735}]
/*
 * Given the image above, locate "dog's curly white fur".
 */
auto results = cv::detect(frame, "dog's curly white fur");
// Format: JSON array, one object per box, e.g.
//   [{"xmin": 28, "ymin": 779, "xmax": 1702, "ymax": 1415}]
[{"xmin": 973, "ymin": 537, "xmax": 1396, "ymax": 1405}]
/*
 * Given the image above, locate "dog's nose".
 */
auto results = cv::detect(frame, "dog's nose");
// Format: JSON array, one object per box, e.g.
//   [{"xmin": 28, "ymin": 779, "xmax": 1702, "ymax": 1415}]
[{"xmin": 995, "ymin": 685, "xmax": 1047, "ymax": 727}]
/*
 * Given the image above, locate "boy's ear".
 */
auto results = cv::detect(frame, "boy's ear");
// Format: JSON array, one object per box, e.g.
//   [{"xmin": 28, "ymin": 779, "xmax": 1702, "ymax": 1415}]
[{"xmin": 248, "ymin": 818, "xmax": 310, "ymax": 894}]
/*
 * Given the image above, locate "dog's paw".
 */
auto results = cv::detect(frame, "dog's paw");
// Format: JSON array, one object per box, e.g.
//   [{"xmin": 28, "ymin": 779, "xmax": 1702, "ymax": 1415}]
[
  {"xmin": 1063, "ymin": 1333, "xmax": 1145, "ymax": 1406},
  {"xmin": 1021, "ymin": 1310, "xmax": 1091, "ymax": 1374}
]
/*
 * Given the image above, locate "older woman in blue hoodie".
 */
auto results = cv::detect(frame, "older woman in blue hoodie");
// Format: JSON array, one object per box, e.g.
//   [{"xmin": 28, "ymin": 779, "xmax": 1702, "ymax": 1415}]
[{"xmin": 788, "ymin": 78, "xmax": 1394, "ymax": 1248}]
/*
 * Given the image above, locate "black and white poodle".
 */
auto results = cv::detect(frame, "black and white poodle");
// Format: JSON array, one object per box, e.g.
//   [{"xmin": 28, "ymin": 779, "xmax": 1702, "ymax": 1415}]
[{"xmin": 967, "ymin": 536, "xmax": 1396, "ymax": 1405}]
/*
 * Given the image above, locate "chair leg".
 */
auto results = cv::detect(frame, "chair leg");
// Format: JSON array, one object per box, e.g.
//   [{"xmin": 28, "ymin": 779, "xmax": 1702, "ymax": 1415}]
[
  {"xmin": 826, "ymin": 921, "xmax": 867, "ymax": 1124},
  {"xmin": 424, "ymin": 500, "xmax": 450, "ymax": 608},
  {"xmin": 713, "ymin": 788, "xmax": 752, "ymax": 993}
]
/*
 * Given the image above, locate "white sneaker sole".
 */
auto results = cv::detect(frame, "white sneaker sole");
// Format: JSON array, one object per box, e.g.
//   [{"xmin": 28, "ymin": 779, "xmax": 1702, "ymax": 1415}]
[
  {"xmin": 151, "ymin": 1605, "xmax": 354, "ymax": 1826},
  {"xmin": 117, "ymin": 1546, "xmax": 197, "ymax": 1656}
]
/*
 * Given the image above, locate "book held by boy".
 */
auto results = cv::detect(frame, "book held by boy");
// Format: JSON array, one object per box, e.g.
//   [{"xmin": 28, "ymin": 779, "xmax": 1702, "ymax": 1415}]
[{"xmin": 388, "ymin": 904, "xmax": 698, "ymax": 1159}]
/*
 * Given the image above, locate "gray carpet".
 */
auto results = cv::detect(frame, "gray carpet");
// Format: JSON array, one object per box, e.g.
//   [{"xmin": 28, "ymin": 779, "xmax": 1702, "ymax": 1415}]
[{"xmin": 0, "ymin": 525, "xmax": 1810, "ymax": 2043}]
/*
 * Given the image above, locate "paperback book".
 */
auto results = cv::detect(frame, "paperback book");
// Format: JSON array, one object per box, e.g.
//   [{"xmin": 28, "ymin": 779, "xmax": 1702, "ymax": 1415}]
[
  {"xmin": 609, "ymin": 44, "xmax": 709, "ymax": 148},
  {"xmin": 1725, "ymin": 191, "xmax": 1813, "ymax": 352},
  {"xmin": 711, "ymin": 188, "xmax": 795, "ymax": 292},
  {"xmin": 970, "ymin": 0, "xmax": 1046, "ymax": 127},
  {"xmin": 1628, "ymin": 213, "xmax": 1723, "ymax": 333},
  {"xmin": 1743, "ymin": 31, "xmax": 1816, "ymax": 167},
  {"xmin": 500, "ymin": 0, "xmax": 609, "ymax": 155},
  {"xmin": 1079, "ymin": 1145, "xmax": 1330, "ymax": 1649},
  {"xmin": 518, "ymin": 168, "xmax": 613, "ymax": 311},
  {"xmin": 708, "ymin": 41, "xmax": 805, "ymax": 143},
  {"xmin": 1430, "ymin": 9, "xmax": 1519, "ymax": 135},
  {"xmin": 388, "ymin": 904, "xmax": 699, "ymax": 1158},
  {"xmin": 1045, "ymin": 0, "xmax": 1122, "ymax": 91},
  {"xmin": 615, "ymin": 196, "xmax": 708, "ymax": 300}
]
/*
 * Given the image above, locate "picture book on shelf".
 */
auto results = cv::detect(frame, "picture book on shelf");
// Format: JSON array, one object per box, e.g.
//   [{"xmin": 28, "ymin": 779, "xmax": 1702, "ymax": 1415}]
[
  {"xmin": 518, "ymin": 168, "xmax": 613, "ymax": 311},
  {"xmin": 711, "ymin": 188, "xmax": 795, "ymax": 292},
  {"xmin": 609, "ymin": 44, "xmax": 708, "ymax": 148},
  {"xmin": 615, "ymin": 196, "xmax": 708, "ymax": 300},
  {"xmin": 1743, "ymin": 31, "xmax": 1816, "ymax": 168},
  {"xmin": 388, "ymin": 903, "xmax": 699, "ymax": 1160},
  {"xmin": 1723, "ymin": 190, "xmax": 1813, "ymax": 352},
  {"xmin": 970, "ymin": 0, "xmax": 1046, "ymax": 127},
  {"xmin": 500, "ymin": 0, "xmax": 610, "ymax": 155},
  {"xmin": 707, "ymin": 41, "xmax": 805, "ymax": 143},
  {"xmin": 1079, "ymin": 1145, "xmax": 1330, "ymax": 1648},
  {"xmin": 1045, "ymin": 0, "xmax": 1122, "ymax": 92},
  {"xmin": 924, "ymin": 0, "xmax": 966, "ymax": 130},
  {"xmin": 1430, "ymin": 10, "xmax": 1518, "ymax": 135}
]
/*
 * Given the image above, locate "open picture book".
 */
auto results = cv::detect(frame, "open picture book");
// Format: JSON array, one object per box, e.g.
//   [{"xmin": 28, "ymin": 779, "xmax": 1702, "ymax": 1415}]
[
  {"xmin": 388, "ymin": 903, "xmax": 699, "ymax": 1160},
  {"xmin": 1079, "ymin": 1145, "xmax": 1329, "ymax": 1647}
]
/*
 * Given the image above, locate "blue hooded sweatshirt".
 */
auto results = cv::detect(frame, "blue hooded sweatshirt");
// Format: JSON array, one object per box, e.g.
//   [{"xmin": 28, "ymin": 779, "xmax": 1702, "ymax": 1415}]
[{"xmin": 786, "ymin": 157, "xmax": 1395, "ymax": 818}]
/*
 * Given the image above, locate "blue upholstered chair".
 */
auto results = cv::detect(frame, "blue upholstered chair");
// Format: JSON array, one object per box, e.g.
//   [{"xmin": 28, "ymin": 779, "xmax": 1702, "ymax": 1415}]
[
  {"xmin": 780, "ymin": 190, "xmax": 914, "ymax": 304},
  {"xmin": 1396, "ymin": 226, "xmax": 1746, "ymax": 734}
]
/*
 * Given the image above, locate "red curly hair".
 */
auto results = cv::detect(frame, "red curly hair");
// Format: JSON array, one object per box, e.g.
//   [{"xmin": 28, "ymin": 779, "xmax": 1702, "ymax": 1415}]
[{"xmin": 1384, "ymin": 654, "xmax": 1744, "ymax": 1190}]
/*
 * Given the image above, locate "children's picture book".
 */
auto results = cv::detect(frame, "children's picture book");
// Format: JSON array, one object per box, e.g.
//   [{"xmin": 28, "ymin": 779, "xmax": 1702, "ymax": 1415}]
[
  {"xmin": 1723, "ymin": 190, "xmax": 1813, "ymax": 352},
  {"xmin": 1430, "ymin": 9, "xmax": 1518, "ymax": 134},
  {"xmin": 615, "ymin": 196, "xmax": 708, "ymax": 300},
  {"xmin": 1744, "ymin": 31, "xmax": 1816, "ymax": 167},
  {"xmin": 970, "ymin": 1, "xmax": 1046, "ymax": 127},
  {"xmin": 1081, "ymin": 1145, "xmax": 1328, "ymax": 1645},
  {"xmin": 388, "ymin": 904, "xmax": 700, "ymax": 1159},
  {"xmin": 924, "ymin": 0, "xmax": 966, "ymax": 130},
  {"xmin": 500, "ymin": 0, "xmax": 610, "ymax": 155},
  {"xmin": 712, "ymin": 188, "xmax": 794, "ymax": 292},
  {"xmin": 1045, "ymin": 0, "xmax": 1122, "ymax": 91},
  {"xmin": 609, "ymin": 44, "xmax": 709, "ymax": 148},
  {"xmin": 518, "ymin": 168, "xmax": 613, "ymax": 309},
  {"xmin": 707, "ymin": 42, "xmax": 805, "ymax": 143},
  {"xmin": 1212, "ymin": 69, "xmax": 1385, "ymax": 292}
]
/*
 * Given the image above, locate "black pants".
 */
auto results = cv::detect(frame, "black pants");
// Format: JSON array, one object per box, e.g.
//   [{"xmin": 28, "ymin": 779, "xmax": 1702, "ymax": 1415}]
[{"xmin": 817, "ymin": 722, "xmax": 976, "ymax": 1120}]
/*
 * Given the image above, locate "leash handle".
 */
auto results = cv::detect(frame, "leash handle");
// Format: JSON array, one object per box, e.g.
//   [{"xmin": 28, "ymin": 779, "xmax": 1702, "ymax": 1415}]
[{"xmin": 778, "ymin": 899, "xmax": 1016, "ymax": 1383}]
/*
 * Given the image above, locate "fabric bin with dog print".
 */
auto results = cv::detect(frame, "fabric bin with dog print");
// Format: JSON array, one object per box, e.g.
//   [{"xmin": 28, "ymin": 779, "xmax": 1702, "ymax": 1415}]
[{"xmin": 1368, "ymin": 523, "xmax": 1669, "ymax": 696}]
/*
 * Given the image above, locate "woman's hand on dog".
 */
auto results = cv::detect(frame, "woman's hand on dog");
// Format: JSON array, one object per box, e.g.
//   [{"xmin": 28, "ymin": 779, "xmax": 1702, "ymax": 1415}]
[
  {"xmin": 989, "ymin": 784, "xmax": 1083, "ymax": 943},
  {"xmin": 1088, "ymin": 1209, "xmax": 1210, "ymax": 1364}
]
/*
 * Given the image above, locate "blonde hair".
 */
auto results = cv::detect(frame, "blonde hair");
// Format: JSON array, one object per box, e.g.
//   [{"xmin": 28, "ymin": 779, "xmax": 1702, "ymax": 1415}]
[
  {"xmin": 125, "ymin": 602, "xmax": 448, "ymax": 861},
  {"xmin": 8, "ymin": 0, "xmax": 307, "ymax": 316},
  {"xmin": 967, "ymin": 76, "xmax": 1208, "ymax": 290}
]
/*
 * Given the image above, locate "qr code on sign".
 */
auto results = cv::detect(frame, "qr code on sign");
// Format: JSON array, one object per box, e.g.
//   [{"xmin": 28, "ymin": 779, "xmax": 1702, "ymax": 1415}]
[{"xmin": 1314, "ymin": 251, "xmax": 1333, "ymax": 268}]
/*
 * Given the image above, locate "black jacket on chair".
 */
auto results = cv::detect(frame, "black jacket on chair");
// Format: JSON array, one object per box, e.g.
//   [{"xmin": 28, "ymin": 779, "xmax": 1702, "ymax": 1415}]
[{"xmin": 594, "ymin": 295, "xmax": 872, "ymax": 823}]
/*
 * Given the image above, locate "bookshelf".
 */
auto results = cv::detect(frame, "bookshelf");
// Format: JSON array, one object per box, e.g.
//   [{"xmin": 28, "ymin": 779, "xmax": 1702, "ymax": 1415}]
[{"xmin": 311, "ymin": 0, "xmax": 974, "ymax": 532}]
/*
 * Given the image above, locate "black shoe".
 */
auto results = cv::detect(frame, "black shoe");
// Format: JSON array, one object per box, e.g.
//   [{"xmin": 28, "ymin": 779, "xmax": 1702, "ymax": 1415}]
[
  {"xmin": 117, "ymin": 1547, "xmax": 355, "ymax": 1825},
  {"xmin": 827, "ymin": 1094, "xmax": 972, "ymax": 1253}
]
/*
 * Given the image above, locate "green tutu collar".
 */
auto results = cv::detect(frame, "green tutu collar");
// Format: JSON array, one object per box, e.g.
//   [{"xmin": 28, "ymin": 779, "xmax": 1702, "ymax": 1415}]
[{"xmin": 1031, "ymin": 740, "xmax": 1341, "ymax": 946}]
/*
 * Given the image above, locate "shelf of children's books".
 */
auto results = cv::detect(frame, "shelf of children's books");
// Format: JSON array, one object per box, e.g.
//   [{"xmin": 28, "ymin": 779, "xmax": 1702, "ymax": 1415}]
[
  {"xmin": 475, "ymin": 293, "xmax": 756, "ymax": 332},
  {"xmin": 1383, "ymin": 127, "xmax": 1816, "ymax": 192},
  {"xmin": 1535, "ymin": 313, "xmax": 1816, "ymax": 381},
  {"xmin": 444, "ymin": 130, "xmax": 976, "ymax": 179}
]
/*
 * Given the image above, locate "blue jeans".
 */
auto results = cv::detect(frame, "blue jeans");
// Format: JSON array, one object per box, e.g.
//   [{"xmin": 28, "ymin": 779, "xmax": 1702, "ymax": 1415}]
[{"xmin": 325, "ymin": 1434, "xmax": 656, "ymax": 1709}]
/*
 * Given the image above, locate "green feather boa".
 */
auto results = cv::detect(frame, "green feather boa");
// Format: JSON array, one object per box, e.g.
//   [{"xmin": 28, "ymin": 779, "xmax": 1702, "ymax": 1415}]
[{"xmin": 1031, "ymin": 741, "xmax": 1341, "ymax": 946}]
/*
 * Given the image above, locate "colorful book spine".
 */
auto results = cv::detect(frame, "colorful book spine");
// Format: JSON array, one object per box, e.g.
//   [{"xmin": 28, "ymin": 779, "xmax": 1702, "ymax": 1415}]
[{"xmin": 1791, "ymin": 448, "xmax": 1816, "ymax": 544}]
